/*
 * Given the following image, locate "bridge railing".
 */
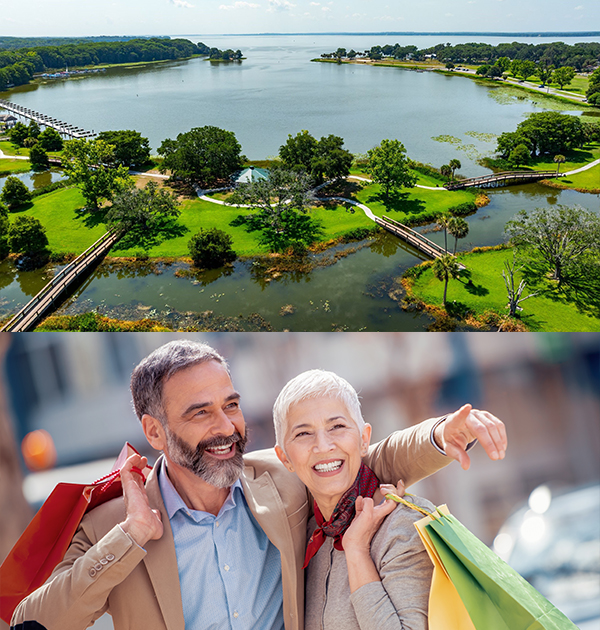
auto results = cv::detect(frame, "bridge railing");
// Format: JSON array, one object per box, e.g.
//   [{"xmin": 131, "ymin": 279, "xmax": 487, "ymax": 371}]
[
  {"xmin": 0, "ymin": 230, "xmax": 118, "ymax": 332},
  {"xmin": 380, "ymin": 215, "xmax": 447, "ymax": 256},
  {"xmin": 444, "ymin": 170, "xmax": 559, "ymax": 189}
]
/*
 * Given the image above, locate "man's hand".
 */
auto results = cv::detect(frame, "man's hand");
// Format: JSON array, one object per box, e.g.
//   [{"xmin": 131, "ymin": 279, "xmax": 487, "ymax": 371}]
[
  {"xmin": 120, "ymin": 454, "xmax": 163, "ymax": 547},
  {"xmin": 434, "ymin": 404, "xmax": 507, "ymax": 470}
]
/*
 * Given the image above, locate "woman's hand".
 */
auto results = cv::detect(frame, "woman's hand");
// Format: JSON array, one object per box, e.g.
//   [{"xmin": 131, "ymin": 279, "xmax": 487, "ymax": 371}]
[{"xmin": 342, "ymin": 495, "xmax": 397, "ymax": 555}]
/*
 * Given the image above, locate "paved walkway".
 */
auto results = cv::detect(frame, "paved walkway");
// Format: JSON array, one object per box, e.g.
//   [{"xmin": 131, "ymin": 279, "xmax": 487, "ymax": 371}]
[
  {"xmin": 563, "ymin": 158, "xmax": 600, "ymax": 176},
  {"xmin": 348, "ymin": 174, "xmax": 445, "ymax": 191},
  {"xmin": 0, "ymin": 149, "xmax": 29, "ymax": 160}
]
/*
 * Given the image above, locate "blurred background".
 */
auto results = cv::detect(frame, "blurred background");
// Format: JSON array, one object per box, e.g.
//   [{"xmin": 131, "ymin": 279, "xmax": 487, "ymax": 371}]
[{"xmin": 1, "ymin": 332, "xmax": 599, "ymax": 629}]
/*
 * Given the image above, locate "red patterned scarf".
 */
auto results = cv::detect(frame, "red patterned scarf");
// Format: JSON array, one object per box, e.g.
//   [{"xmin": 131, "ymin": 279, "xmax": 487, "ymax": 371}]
[{"xmin": 303, "ymin": 463, "xmax": 380, "ymax": 569}]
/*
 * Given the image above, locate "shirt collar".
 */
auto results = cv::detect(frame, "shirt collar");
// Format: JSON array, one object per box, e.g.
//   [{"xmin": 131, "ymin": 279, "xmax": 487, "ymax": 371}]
[{"xmin": 157, "ymin": 456, "xmax": 244, "ymax": 522}]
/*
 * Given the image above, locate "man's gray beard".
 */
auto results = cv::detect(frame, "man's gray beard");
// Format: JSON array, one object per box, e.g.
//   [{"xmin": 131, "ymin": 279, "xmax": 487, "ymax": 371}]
[{"xmin": 164, "ymin": 427, "xmax": 247, "ymax": 489}]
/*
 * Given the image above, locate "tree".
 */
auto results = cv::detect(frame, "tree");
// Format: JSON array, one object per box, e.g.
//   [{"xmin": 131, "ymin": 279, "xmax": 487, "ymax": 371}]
[
  {"xmin": 512, "ymin": 59, "xmax": 536, "ymax": 81},
  {"xmin": 433, "ymin": 254, "xmax": 461, "ymax": 304},
  {"xmin": 104, "ymin": 181, "xmax": 180, "ymax": 232},
  {"xmin": 445, "ymin": 62, "xmax": 455, "ymax": 70},
  {"xmin": 311, "ymin": 134, "xmax": 353, "ymax": 184},
  {"xmin": 158, "ymin": 126, "xmax": 245, "ymax": 186},
  {"xmin": 279, "ymin": 130, "xmax": 353, "ymax": 184},
  {"xmin": 505, "ymin": 205, "xmax": 600, "ymax": 287},
  {"xmin": 29, "ymin": 142, "xmax": 50, "ymax": 170},
  {"xmin": 448, "ymin": 216, "xmax": 469, "ymax": 255},
  {"xmin": 366, "ymin": 139, "xmax": 416, "ymax": 199},
  {"xmin": 188, "ymin": 228, "xmax": 237, "ymax": 269},
  {"xmin": 97, "ymin": 130, "xmax": 151, "ymax": 167},
  {"xmin": 537, "ymin": 64, "xmax": 554, "ymax": 87},
  {"xmin": 509, "ymin": 143, "xmax": 531, "ymax": 168},
  {"xmin": 0, "ymin": 203, "xmax": 9, "ymax": 259},
  {"xmin": 476, "ymin": 64, "xmax": 490, "ymax": 76},
  {"xmin": 229, "ymin": 167, "xmax": 320, "ymax": 253},
  {"xmin": 27, "ymin": 120, "xmax": 40, "ymax": 139},
  {"xmin": 513, "ymin": 111, "xmax": 583, "ymax": 156},
  {"xmin": 38, "ymin": 127, "xmax": 63, "ymax": 151},
  {"xmin": 7, "ymin": 215, "xmax": 49, "ymax": 256},
  {"xmin": 440, "ymin": 164, "xmax": 452, "ymax": 180},
  {"xmin": 436, "ymin": 212, "xmax": 452, "ymax": 252},
  {"xmin": 8, "ymin": 122, "xmax": 29, "ymax": 147},
  {"xmin": 62, "ymin": 138, "xmax": 130, "ymax": 210},
  {"xmin": 586, "ymin": 67, "xmax": 600, "ymax": 103},
  {"xmin": 496, "ymin": 131, "xmax": 532, "ymax": 159},
  {"xmin": 553, "ymin": 66, "xmax": 576, "ymax": 89},
  {"xmin": 502, "ymin": 254, "xmax": 538, "ymax": 317},
  {"xmin": 279, "ymin": 130, "xmax": 318, "ymax": 173},
  {"xmin": 486, "ymin": 65, "xmax": 502, "ymax": 79},
  {"xmin": 448, "ymin": 159, "xmax": 461, "ymax": 179},
  {"xmin": 496, "ymin": 56, "xmax": 511, "ymax": 73},
  {"xmin": 1, "ymin": 176, "xmax": 31, "ymax": 209},
  {"xmin": 553, "ymin": 154, "xmax": 566, "ymax": 175}
]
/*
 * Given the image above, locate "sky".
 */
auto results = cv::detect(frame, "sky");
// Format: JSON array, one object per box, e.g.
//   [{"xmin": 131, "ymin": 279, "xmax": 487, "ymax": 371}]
[{"xmin": 1, "ymin": 0, "xmax": 599, "ymax": 38}]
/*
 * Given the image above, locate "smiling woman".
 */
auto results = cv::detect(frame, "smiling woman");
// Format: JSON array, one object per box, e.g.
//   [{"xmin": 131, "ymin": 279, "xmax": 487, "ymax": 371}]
[{"xmin": 273, "ymin": 369, "xmax": 436, "ymax": 630}]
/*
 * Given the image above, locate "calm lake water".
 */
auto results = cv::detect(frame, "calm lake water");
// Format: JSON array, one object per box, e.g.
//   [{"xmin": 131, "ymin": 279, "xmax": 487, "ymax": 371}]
[{"xmin": 1, "ymin": 34, "xmax": 599, "ymax": 330}]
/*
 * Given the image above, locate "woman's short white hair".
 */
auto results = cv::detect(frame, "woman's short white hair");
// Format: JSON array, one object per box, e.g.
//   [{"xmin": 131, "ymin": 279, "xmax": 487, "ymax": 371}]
[{"xmin": 273, "ymin": 369, "xmax": 365, "ymax": 447}]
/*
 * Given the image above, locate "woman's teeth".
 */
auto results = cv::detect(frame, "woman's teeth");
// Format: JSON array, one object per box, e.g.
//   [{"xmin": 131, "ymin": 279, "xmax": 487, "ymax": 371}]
[{"xmin": 314, "ymin": 460, "xmax": 342, "ymax": 472}]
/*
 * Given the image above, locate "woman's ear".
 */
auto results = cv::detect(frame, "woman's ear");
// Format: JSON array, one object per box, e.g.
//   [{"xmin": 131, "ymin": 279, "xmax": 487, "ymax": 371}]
[
  {"xmin": 275, "ymin": 445, "xmax": 294, "ymax": 472},
  {"xmin": 360, "ymin": 423, "xmax": 372, "ymax": 457},
  {"xmin": 142, "ymin": 414, "xmax": 167, "ymax": 452}
]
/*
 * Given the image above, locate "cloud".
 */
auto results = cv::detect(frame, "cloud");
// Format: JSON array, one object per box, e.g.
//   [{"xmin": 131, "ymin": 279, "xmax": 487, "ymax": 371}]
[
  {"xmin": 322, "ymin": 6, "xmax": 330, "ymax": 10},
  {"xmin": 170, "ymin": 0, "xmax": 194, "ymax": 7},
  {"xmin": 267, "ymin": 0, "xmax": 296, "ymax": 10},
  {"xmin": 219, "ymin": 1, "xmax": 260, "ymax": 8},
  {"xmin": 310, "ymin": 1, "xmax": 320, "ymax": 4},
  {"xmin": 574, "ymin": 4, "xmax": 583, "ymax": 8}
]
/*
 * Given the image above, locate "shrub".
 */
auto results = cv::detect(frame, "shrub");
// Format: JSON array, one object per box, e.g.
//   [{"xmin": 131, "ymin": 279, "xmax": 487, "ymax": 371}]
[
  {"xmin": 7, "ymin": 215, "xmax": 49, "ymax": 255},
  {"xmin": 29, "ymin": 143, "xmax": 50, "ymax": 170},
  {"xmin": 188, "ymin": 227, "xmax": 237, "ymax": 269},
  {"xmin": 448, "ymin": 201, "xmax": 478, "ymax": 217},
  {"xmin": 1, "ymin": 176, "xmax": 31, "ymax": 210}
]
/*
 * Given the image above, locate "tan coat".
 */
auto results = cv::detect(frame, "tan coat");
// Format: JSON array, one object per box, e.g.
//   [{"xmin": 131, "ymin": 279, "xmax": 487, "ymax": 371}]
[{"xmin": 11, "ymin": 418, "xmax": 448, "ymax": 630}]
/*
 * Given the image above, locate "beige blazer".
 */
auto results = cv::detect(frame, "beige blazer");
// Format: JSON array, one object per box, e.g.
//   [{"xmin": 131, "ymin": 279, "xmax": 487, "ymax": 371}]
[{"xmin": 11, "ymin": 418, "xmax": 448, "ymax": 630}]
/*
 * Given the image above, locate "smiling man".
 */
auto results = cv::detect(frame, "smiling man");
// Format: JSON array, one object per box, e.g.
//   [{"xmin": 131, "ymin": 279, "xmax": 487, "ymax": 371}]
[{"xmin": 11, "ymin": 339, "xmax": 507, "ymax": 630}]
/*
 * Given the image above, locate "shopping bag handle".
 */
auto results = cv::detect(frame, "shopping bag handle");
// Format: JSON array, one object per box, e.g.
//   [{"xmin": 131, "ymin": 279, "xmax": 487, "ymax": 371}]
[{"xmin": 385, "ymin": 493, "xmax": 446, "ymax": 521}]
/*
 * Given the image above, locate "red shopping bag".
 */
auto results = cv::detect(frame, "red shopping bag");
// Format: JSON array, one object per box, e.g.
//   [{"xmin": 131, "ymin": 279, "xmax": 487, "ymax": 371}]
[{"xmin": 0, "ymin": 443, "xmax": 151, "ymax": 624}]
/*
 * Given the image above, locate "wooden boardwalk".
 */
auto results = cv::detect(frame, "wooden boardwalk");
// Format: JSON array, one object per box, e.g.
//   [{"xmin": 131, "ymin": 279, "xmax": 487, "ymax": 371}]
[
  {"xmin": 0, "ymin": 230, "xmax": 120, "ymax": 332},
  {"xmin": 0, "ymin": 99, "xmax": 96, "ymax": 139},
  {"xmin": 444, "ymin": 170, "xmax": 559, "ymax": 190}
]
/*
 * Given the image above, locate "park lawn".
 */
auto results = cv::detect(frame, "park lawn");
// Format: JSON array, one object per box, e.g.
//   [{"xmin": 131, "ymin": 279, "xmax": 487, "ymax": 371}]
[
  {"xmin": 310, "ymin": 201, "xmax": 374, "ymax": 237},
  {"xmin": 0, "ymin": 159, "xmax": 31, "ymax": 174},
  {"xmin": 113, "ymin": 198, "xmax": 268, "ymax": 258},
  {"xmin": 409, "ymin": 248, "xmax": 600, "ymax": 332},
  {"xmin": 524, "ymin": 143, "xmax": 600, "ymax": 174},
  {"xmin": 17, "ymin": 187, "xmax": 106, "ymax": 253},
  {"xmin": 353, "ymin": 180, "xmax": 477, "ymax": 224},
  {"xmin": 556, "ymin": 164, "xmax": 600, "ymax": 191}
]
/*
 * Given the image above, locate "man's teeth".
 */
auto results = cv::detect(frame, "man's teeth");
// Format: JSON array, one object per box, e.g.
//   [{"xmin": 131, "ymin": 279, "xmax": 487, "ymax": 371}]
[
  {"xmin": 314, "ymin": 460, "xmax": 342, "ymax": 472},
  {"xmin": 207, "ymin": 445, "xmax": 233, "ymax": 454}
]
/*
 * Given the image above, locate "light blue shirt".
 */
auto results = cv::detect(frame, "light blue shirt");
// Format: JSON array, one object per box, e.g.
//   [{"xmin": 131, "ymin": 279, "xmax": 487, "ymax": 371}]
[{"xmin": 158, "ymin": 459, "xmax": 284, "ymax": 630}]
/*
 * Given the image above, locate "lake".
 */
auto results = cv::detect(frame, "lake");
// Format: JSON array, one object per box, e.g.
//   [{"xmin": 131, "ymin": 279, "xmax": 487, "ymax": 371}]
[{"xmin": 1, "ymin": 33, "xmax": 599, "ymax": 330}]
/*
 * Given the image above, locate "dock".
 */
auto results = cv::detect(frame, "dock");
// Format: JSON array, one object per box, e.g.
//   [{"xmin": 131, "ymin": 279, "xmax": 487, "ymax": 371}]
[
  {"xmin": 0, "ymin": 99, "xmax": 96, "ymax": 139},
  {"xmin": 0, "ymin": 230, "xmax": 121, "ymax": 332}
]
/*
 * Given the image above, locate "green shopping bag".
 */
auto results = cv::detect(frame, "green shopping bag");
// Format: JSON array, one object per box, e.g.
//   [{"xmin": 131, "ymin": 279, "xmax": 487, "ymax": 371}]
[{"xmin": 422, "ymin": 505, "xmax": 578, "ymax": 630}]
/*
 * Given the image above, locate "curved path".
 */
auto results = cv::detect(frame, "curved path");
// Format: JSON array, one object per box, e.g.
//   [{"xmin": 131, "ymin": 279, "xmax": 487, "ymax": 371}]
[
  {"xmin": 348, "ymin": 174, "xmax": 446, "ymax": 191},
  {"xmin": 0, "ymin": 149, "xmax": 29, "ymax": 160},
  {"xmin": 563, "ymin": 158, "xmax": 600, "ymax": 176}
]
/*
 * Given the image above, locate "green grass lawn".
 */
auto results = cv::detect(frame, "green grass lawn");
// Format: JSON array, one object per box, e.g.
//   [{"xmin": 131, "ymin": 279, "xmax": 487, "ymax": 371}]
[
  {"xmin": 15, "ymin": 187, "xmax": 106, "ymax": 253},
  {"xmin": 0, "ymin": 159, "xmax": 31, "ymax": 174},
  {"xmin": 409, "ymin": 248, "xmax": 600, "ymax": 332},
  {"xmin": 350, "ymin": 179, "xmax": 478, "ymax": 225}
]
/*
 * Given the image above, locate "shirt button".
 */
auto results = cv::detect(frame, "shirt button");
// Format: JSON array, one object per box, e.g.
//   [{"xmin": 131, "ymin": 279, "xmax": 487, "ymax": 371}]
[
  {"xmin": 233, "ymin": 611, "xmax": 239, "ymax": 618},
  {"xmin": 224, "ymin": 565, "xmax": 230, "ymax": 571},
  {"xmin": 215, "ymin": 521, "xmax": 220, "ymax": 527}
]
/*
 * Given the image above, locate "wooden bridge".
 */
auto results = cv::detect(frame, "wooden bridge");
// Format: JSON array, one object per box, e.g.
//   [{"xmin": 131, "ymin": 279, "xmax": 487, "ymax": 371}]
[
  {"xmin": 0, "ymin": 230, "xmax": 120, "ymax": 332},
  {"xmin": 0, "ymin": 99, "xmax": 96, "ymax": 139},
  {"xmin": 444, "ymin": 170, "xmax": 559, "ymax": 190},
  {"xmin": 375, "ymin": 215, "xmax": 462, "ymax": 262}
]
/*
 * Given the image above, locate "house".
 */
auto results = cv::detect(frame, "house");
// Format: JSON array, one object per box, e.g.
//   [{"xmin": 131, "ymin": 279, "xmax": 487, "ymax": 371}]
[
  {"xmin": 233, "ymin": 165, "xmax": 269, "ymax": 185},
  {"xmin": 0, "ymin": 114, "xmax": 17, "ymax": 128}
]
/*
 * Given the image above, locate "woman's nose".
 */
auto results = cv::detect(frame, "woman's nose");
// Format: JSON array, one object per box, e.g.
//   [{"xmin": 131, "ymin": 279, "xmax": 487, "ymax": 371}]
[{"xmin": 313, "ymin": 430, "xmax": 334, "ymax": 452}]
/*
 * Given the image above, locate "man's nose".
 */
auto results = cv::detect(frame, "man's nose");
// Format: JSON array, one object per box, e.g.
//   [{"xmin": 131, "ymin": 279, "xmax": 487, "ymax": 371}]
[{"xmin": 212, "ymin": 409, "xmax": 237, "ymax": 436}]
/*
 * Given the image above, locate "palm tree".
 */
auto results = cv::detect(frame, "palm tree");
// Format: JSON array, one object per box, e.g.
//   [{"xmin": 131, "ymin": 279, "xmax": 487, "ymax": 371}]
[
  {"xmin": 553, "ymin": 154, "xmax": 566, "ymax": 176},
  {"xmin": 440, "ymin": 164, "xmax": 452, "ymax": 180},
  {"xmin": 436, "ymin": 212, "xmax": 451, "ymax": 252},
  {"xmin": 448, "ymin": 216, "xmax": 469, "ymax": 254},
  {"xmin": 433, "ymin": 254, "xmax": 461, "ymax": 304},
  {"xmin": 449, "ymin": 158, "xmax": 461, "ymax": 180}
]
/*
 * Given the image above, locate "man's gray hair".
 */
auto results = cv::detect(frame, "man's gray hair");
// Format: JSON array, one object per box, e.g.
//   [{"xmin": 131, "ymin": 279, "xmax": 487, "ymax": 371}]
[
  {"xmin": 131, "ymin": 339, "xmax": 229, "ymax": 425},
  {"xmin": 272, "ymin": 369, "xmax": 364, "ymax": 447}
]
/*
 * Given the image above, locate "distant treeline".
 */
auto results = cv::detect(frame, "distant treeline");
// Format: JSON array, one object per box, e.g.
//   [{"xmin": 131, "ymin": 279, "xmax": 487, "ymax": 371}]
[
  {"xmin": 0, "ymin": 38, "xmax": 242, "ymax": 90},
  {"xmin": 322, "ymin": 41, "xmax": 600, "ymax": 71},
  {"xmin": 0, "ymin": 36, "xmax": 169, "ymax": 51}
]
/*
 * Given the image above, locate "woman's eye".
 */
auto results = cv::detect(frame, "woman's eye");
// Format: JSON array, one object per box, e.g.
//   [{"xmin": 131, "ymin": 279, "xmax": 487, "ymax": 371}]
[
  {"xmin": 295, "ymin": 431, "xmax": 310, "ymax": 438},
  {"xmin": 332, "ymin": 423, "xmax": 346, "ymax": 430}
]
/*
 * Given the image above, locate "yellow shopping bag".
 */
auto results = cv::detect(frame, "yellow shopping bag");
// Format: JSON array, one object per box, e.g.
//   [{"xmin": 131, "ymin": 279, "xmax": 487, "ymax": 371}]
[{"xmin": 413, "ymin": 504, "xmax": 476, "ymax": 630}]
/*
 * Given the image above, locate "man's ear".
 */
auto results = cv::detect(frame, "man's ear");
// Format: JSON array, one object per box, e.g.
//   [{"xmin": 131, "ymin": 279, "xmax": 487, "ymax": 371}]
[
  {"xmin": 142, "ymin": 414, "xmax": 167, "ymax": 452},
  {"xmin": 275, "ymin": 445, "xmax": 294, "ymax": 472},
  {"xmin": 360, "ymin": 423, "xmax": 372, "ymax": 457}
]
